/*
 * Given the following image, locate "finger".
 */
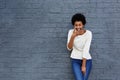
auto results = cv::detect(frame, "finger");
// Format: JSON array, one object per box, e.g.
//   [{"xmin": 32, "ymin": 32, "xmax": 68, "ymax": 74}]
[
  {"xmin": 84, "ymin": 71, "xmax": 86, "ymax": 74},
  {"xmin": 74, "ymin": 28, "xmax": 77, "ymax": 32},
  {"xmin": 74, "ymin": 29, "xmax": 77, "ymax": 33},
  {"xmin": 82, "ymin": 70, "xmax": 85, "ymax": 74},
  {"xmin": 73, "ymin": 28, "xmax": 76, "ymax": 32},
  {"xmin": 82, "ymin": 71, "xmax": 85, "ymax": 75}
]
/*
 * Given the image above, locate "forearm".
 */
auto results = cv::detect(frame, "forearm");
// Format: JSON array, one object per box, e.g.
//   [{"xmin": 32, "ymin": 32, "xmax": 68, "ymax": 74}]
[
  {"xmin": 82, "ymin": 58, "xmax": 87, "ymax": 67},
  {"xmin": 67, "ymin": 35, "xmax": 75, "ymax": 49}
]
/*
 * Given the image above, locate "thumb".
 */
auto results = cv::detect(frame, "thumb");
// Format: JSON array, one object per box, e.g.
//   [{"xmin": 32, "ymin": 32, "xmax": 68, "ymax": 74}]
[{"xmin": 74, "ymin": 27, "xmax": 77, "ymax": 32}]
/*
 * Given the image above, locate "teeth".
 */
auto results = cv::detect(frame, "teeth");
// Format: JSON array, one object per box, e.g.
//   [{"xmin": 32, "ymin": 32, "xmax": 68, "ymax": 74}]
[{"xmin": 77, "ymin": 28, "xmax": 81, "ymax": 31}]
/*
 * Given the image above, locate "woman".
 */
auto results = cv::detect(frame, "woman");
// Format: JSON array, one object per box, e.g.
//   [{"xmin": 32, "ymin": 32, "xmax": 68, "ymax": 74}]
[{"xmin": 66, "ymin": 13, "xmax": 92, "ymax": 80}]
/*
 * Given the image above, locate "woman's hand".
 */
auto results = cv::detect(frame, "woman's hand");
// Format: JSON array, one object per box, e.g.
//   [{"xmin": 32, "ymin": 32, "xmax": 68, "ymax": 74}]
[
  {"xmin": 72, "ymin": 27, "xmax": 85, "ymax": 37},
  {"xmin": 81, "ymin": 66, "xmax": 86, "ymax": 75},
  {"xmin": 72, "ymin": 28, "xmax": 81, "ymax": 37}
]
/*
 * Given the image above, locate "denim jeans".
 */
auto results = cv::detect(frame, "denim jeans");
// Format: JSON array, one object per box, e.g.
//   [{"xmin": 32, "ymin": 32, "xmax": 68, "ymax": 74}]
[{"xmin": 71, "ymin": 58, "xmax": 92, "ymax": 80}]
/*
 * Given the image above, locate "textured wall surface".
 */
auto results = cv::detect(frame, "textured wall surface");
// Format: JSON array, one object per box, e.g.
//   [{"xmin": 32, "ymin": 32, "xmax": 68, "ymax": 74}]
[{"xmin": 0, "ymin": 0, "xmax": 120, "ymax": 80}]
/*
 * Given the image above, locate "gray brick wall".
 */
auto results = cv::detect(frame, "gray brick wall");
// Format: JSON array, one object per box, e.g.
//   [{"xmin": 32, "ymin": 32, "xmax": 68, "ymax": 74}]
[{"xmin": 0, "ymin": 0, "xmax": 120, "ymax": 80}]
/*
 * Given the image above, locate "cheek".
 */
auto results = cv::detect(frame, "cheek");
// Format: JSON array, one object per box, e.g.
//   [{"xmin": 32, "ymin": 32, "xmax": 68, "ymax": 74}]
[{"xmin": 80, "ymin": 24, "xmax": 84, "ymax": 28}]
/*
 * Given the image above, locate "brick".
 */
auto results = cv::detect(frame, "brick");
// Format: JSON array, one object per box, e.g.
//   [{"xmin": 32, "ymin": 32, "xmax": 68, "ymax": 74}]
[{"xmin": 0, "ymin": 0, "xmax": 120, "ymax": 80}]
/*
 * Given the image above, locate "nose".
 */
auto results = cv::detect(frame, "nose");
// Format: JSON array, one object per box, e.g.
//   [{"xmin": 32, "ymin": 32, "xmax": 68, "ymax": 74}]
[{"xmin": 75, "ymin": 26, "xmax": 81, "ymax": 28}]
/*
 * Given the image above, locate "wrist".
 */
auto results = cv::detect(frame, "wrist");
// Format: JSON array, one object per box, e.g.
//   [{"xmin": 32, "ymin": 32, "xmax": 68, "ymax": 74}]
[
  {"xmin": 71, "ymin": 35, "xmax": 76, "ymax": 38},
  {"xmin": 82, "ymin": 65, "xmax": 86, "ymax": 67},
  {"xmin": 82, "ymin": 58, "xmax": 86, "ymax": 67}
]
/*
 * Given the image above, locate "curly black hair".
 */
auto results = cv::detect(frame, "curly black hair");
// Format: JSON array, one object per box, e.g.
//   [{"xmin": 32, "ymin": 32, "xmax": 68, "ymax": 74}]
[{"xmin": 71, "ymin": 13, "xmax": 86, "ymax": 25}]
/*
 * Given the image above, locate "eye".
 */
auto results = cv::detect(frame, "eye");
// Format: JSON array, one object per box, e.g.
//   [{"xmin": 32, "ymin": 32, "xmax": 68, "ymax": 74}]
[
  {"xmin": 75, "ymin": 24, "xmax": 78, "ymax": 26},
  {"xmin": 79, "ymin": 24, "xmax": 82, "ymax": 26}
]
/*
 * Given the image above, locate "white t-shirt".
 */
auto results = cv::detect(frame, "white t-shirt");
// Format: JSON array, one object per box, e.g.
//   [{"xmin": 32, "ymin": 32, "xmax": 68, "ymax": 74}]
[{"xmin": 66, "ymin": 29, "xmax": 92, "ymax": 60}]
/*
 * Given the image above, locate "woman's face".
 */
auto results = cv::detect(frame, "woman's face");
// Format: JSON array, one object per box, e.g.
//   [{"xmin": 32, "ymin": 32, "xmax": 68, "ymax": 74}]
[{"xmin": 74, "ymin": 21, "xmax": 84, "ymax": 31}]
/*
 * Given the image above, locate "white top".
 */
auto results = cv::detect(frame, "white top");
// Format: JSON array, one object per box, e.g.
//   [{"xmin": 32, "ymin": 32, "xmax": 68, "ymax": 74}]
[{"xmin": 66, "ymin": 29, "xmax": 92, "ymax": 60}]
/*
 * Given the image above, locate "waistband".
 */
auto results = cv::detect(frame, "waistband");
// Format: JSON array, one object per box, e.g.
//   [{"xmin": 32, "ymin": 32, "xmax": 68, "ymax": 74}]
[{"xmin": 71, "ymin": 58, "xmax": 92, "ymax": 61}]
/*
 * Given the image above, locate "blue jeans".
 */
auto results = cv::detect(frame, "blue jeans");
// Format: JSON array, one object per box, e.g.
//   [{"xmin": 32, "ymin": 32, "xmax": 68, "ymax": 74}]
[{"xmin": 71, "ymin": 58, "xmax": 92, "ymax": 80}]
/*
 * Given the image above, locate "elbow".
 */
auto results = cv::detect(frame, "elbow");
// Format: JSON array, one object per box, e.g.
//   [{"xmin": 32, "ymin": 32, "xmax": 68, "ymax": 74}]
[{"xmin": 66, "ymin": 44, "xmax": 72, "ymax": 51}]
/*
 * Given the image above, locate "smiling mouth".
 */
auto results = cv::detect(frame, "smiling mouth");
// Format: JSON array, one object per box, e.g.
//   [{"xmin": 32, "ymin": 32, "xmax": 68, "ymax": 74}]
[{"xmin": 76, "ymin": 28, "xmax": 82, "ymax": 31}]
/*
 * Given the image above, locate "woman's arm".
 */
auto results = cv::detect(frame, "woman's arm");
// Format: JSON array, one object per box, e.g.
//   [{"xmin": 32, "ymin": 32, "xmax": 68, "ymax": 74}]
[
  {"xmin": 81, "ymin": 58, "xmax": 87, "ymax": 74},
  {"xmin": 82, "ymin": 31, "xmax": 92, "ymax": 74},
  {"xmin": 82, "ymin": 31, "xmax": 92, "ymax": 58},
  {"xmin": 82, "ymin": 58, "xmax": 87, "ymax": 67},
  {"xmin": 66, "ymin": 29, "xmax": 79, "ymax": 51},
  {"xmin": 67, "ymin": 35, "xmax": 75, "ymax": 50}
]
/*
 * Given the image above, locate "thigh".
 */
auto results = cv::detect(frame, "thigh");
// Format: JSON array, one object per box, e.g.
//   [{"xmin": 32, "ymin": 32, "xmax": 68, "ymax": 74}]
[
  {"xmin": 71, "ymin": 59, "xmax": 84, "ymax": 80},
  {"xmin": 84, "ymin": 59, "xmax": 92, "ymax": 80}
]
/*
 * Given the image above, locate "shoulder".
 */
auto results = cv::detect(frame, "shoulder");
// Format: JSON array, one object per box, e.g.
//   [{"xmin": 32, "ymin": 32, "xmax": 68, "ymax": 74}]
[
  {"xmin": 68, "ymin": 29, "xmax": 74, "ymax": 33},
  {"xmin": 69, "ymin": 29, "xmax": 74, "ymax": 32},
  {"xmin": 86, "ymin": 29, "xmax": 92, "ymax": 38},
  {"xmin": 86, "ymin": 29, "xmax": 92, "ymax": 35}
]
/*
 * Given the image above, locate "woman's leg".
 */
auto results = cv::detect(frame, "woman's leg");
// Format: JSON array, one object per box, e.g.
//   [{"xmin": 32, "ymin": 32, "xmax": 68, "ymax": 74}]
[
  {"xmin": 83, "ymin": 59, "xmax": 92, "ymax": 80},
  {"xmin": 71, "ymin": 58, "xmax": 84, "ymax": 80}
]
